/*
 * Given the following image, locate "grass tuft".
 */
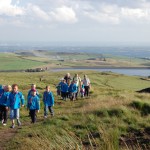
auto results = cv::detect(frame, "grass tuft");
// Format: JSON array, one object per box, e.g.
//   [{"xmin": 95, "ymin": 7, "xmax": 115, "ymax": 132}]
[
  {"xmin": 94, "ymin": 108, "xmax": 124, "ymax": 118},
  {"xmin": 130, "ymin": 101, "xmax": 150, "ymax": 116}
]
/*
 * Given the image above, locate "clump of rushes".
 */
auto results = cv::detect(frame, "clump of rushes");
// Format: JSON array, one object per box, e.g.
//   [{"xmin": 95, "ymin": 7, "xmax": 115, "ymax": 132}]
[
  {"xmin": 94, "ymin": 108, "xmax": 124, "ymax": 118},
  {"xmin": 130, "ymin": 101, "xmax": 150, "ymax": 116}
]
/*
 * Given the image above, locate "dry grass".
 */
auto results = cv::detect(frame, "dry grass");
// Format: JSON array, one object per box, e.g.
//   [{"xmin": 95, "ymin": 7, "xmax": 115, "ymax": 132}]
[{"xmin": 0, "ymin": 71, "xmax": 150, "ymax": 150}]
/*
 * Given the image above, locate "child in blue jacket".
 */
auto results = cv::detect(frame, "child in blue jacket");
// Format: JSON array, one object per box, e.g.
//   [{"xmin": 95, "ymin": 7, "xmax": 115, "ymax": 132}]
[
  {"xmin": 7, "ymin": 84, "xmax": 25, "ymax": 128},
  {"xmin": 61, "ymin": 80, "xmax": 68, "ymax": 100},
  {"xmin": 0, "ymin": 84, "xmax": 3, "ymax": 89},
  {"xmin": 68, "ymin": 81, "xmax": 78, "ymax": 101},
  {"xmin": 27, "ymin": 89, "xmax": 40, "ymax": 123},
  {"xmin": 56, "ymin": 79, "xmax": 63, "ymax": 96},
  {"xmin": 80, "ymin": 81, "xmax": 85, "ymax": 98},
  {"xmin": 27, "ymin": 84, "xmax": 39, "ymax": 99},
  {"xmin": 43, "ymin": 86, "xmax": 54, "ymax": 118},
  {"xmin": 0, "ymin": 85, "xmax": 11, "ymax": 126},
  {"xmin": 27, "ymin": 84, "xmax": 39, "ymax": 117}
]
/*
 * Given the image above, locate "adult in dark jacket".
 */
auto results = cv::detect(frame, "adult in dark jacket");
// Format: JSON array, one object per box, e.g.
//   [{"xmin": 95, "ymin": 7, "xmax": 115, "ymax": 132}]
[{"xmin": 64, "ymin": 73, "xmax": 71, "ymax": 83}]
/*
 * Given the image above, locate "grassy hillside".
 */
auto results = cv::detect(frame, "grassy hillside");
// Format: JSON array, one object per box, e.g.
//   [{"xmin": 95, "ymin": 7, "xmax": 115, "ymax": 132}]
[{"xmin": 0, "ymin": 71, "xmax": 150, "ymax": 150}]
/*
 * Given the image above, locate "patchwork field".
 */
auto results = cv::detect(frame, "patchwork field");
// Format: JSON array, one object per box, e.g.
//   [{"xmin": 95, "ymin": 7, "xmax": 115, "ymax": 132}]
[
  {"xmin": 0, "ymin": 51, "xmax": 149, "ymax": 71},
  {"xmin": 0, "ymin": 53, "xmax": 46, "ymax": 71},
  {"xmin": 0, "ymin": 71, "xmax": 150, "ymax": 150}
]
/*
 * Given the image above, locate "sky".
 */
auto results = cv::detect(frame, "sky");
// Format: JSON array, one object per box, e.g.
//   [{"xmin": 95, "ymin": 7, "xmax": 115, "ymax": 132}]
[{"xmin": 0, "ymin": 0, "xmax": 150, "ymax": 45}]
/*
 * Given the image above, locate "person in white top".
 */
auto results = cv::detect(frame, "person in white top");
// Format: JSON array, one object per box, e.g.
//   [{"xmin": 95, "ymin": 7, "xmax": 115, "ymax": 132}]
[
  {"xmin": 73, "ymin": 74, "xmax": 81, "ymax": 99},
  {"xmin": 82, "ymin": 75, "xmax": 90, "ymax": 97}
]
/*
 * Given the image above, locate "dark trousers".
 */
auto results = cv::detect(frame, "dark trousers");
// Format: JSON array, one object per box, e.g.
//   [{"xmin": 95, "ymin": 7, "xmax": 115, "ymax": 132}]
[
  {"xmin": 75, "ymin": 92, "xmax": 78, "ymax": 99},
  {"xmin": 30, "ymin": 109, "xmax": 36, "ymax": 123},
  {"xmin": 66, "ymin": 92, "xmax": 69, "ymax": 98},
  {"xmin": 0, "ymin": 105, "xmax": 8, "ymax": 123},
  {"xmin": 61, "ymin": 92, "xmax": 67, "ymax": 100},
  {"xmin": 57, "ymin": 89, "xmax": 61, "ymax": 96},
  {"xmin": 44, "ymin": 106, "xmax": 54, "ymax": 116},
  {"xmin": 84, "ymin": 86, "xmax": 90, "ymax": 97}
]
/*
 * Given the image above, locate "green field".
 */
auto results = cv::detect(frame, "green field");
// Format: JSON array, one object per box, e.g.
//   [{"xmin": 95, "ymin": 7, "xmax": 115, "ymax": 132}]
[
  {"xmin": 0, "ymin": 71, "xmax": 150, "ymax": 150},
  {"xmin": 0, "ymin": 51, "xmax": 149, "ymax": 71},
  {"xmin": 0, "ymin": 53, "xmax": 46, "ymax": 70}
]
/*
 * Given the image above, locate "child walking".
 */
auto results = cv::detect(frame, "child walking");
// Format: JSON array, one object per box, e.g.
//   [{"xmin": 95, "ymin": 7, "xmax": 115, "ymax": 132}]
[
  {"xmin": 80, "ymin": 81, "xmax": 85, "ymax": 98},
  {"xmin": 43, "ymin": 86, "xmax": 54, "ymax": 118},
  {"xmin": 73, "ymin": 74, "xmax": 81, "ymax": 99},
  {"xmin": 82, "ymin": 75, "xmax": 91, "ymax": 97},
  {"xmin": 0, "ymin": 85, "xmax": 11, "ymax": 126},
  {"xmin": 27, "ymin": 89, "xmax": 40, "ymax": 123},
  {"xmin": 68, "ymin": 81, "xmax": 78, "ymax": 101},
  {"xmin": 61, "ymin": 80, "xmax": 68, "ymax": 100},
  {"xmin": 27, "ymin": 84, "xmax": 39, "ymax": 99},
  {"xmin": 56, "ymin": 79, "xmax": 63, "ymax": 97},
  {"xmin": 7, "ymin": 84, "xmax": 25, "ymax": 128},
  {"xmin": 67, "ymin": 79, "xmax": 71, "ymax": 99},
  {"xmin": 27, "ymin": 84, "xmax": 39, "ymax": 117}
]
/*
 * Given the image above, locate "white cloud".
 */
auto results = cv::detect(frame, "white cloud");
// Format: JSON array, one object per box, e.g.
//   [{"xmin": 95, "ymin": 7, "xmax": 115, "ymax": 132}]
[
  {"xmin": 1, "ymin": 0, "xmax": 150, "ymax": 27},
  {"xmin": 27, "ymin": 4, "xmax": 50, "ymax": 21},
  {"xmin": 0, "ymin": 0, "xmax": 25, "ymax": 16},
  {"xmin": 84, "ymin": 4, "xmax": 120, "ymax": 24},
  {"xmin": 0, "ymin": 1, "xmax": 78, "ymax": 27},
  {"xmin": 121, "ymin": 8, "xmax": 149, "ymax": 19},
  {"xmin": 84, "ymin": 11, "xmax": 120, "ymax": 24},
  {"xmin": 49, "ymin": 6, "xmax": 77, "ymax": 23},
  {"xmin": 0, "ymin": 0, "xmax": 11, "ymax": 7},
  {"xmin": 114, "ymin": 0, "xmax": 150, "ymax": 23},
  {"xmin": 83, "ymin": 1, "xmax": 150, "ymax": 24},
  {"xmin": 1, "ymin": 0, "xmax": 150, "ymax": 43},
  {"xmin": 25, "ymin": 4, "xmax": 78, "ymax": 24}
]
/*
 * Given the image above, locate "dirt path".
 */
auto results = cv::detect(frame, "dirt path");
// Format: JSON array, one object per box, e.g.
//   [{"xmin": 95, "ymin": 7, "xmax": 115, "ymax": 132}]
[
  {"xmin": 0, "ymin": 127, "xmax": 17, "ymax": 150},
  {"xmin": 0, "ymin": 116, "xmax": 45, "ymax": 150}
]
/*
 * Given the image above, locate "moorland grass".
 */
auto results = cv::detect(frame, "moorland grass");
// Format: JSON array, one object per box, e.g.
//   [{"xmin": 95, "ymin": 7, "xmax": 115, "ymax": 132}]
[{"xmin": 0, "ymin": 71, "xmax": 150, "ymax": 150}]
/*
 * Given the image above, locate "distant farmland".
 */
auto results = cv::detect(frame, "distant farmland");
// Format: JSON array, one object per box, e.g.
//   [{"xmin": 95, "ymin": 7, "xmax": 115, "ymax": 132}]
[
  {"xmin": 0, "ymin": 50, "xmax": 149, "ymax": 71},
  {"xmin": 0, "ymin": 53, "xmax": 46, "ymax": 71}
]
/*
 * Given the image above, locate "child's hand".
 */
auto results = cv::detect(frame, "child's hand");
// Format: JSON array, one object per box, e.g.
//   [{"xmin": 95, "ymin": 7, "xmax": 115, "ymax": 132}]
[{"xmin": 36, "ymin": 110, "xmax": 39, "ymax": 113}]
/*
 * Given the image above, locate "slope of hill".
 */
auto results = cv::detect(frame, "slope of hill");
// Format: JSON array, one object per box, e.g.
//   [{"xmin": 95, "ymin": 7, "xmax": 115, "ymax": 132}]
[{"xmin": 0, "ymin": 71, "xmax": 150, "ymax": 149}]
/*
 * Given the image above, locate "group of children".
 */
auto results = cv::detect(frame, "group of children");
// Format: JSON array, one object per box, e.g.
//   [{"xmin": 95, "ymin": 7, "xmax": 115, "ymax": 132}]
[
  {"xmin": 0, "ymin": 84, "xmax": 54, "ymax": 128},
  {"xmin": 56, "ymin": 73, "xmax": 91, "ymax": 101},
  {"xmin": 0, "ymin": 73, "xmax": 90, "ymax": 128}
]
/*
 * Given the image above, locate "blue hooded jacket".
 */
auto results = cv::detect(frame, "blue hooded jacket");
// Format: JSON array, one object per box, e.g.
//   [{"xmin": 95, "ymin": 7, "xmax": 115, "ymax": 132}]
[
  {"xmin": 43, "ymin": 91, "xmax": 54, "ymax": 107},
  {"xmin": 7, "ymin": 92, "xmax": 25, "ymax": 109},
  {"xmin": 27, "ymin": 95, "xmax": 40, "ymax": 110},
  {"xmin": 68, "ymin": 83, "xmax": 78, "ymax": 93},
  {"xmin": 61, "ymin": 83, "xmax": 68, "ymax": 92},
  {"xmin": 56, "ymin": 81, "xmax": 63, "ymax": 90},
  {"xmin": 0, "ymin": 89, "xmax": 10, "ymax": 106}
]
